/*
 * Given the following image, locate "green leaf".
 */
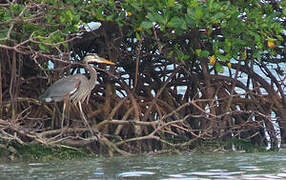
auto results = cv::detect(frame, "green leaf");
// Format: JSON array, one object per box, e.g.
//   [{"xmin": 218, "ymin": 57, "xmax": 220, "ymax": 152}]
[
  {"xmin": 195, "ymin": 8, "xmax": 203, "ymax": 19},
  {"xmin": 215, "ymin": 63, "xmax": 224, "ymax": 73},
  {"xmin": 181, "ymin": 54, "xmax": 190, "ymax": 60},
  {"xmin": 168, "ymin": 16, "xmax": 180, "ymax": 27},
  {"xmin": 283, "ymin": 8, "xmax": 286, "ymax": 16},
  {"xmin": 62, "ymin": 42, "xmax": 68, "ymax": 49},
  {"xmin": 201, "ymin": 50, "xmax": 209, "ymax": 58},
  {"xmin": 146, "ymin": 13, "xmax": 165, "ymax": 24},
  {"xmin": 135, "ymin": 32, "xmax": 141, "ymax": 40},
  {"xmin": 217, "ymin": 54, "xmax": 228, "ymax": 62},
  {"xmin": 168, "ymin": 50, "xmax": 174, "ymax": 58},
  {"xmin": 140, "ymin": 21, "xmax": 153, "ymax": 29},
  {"xmin": 167, "ymin": 0, "xmax": 175, "ymax": 7},
  {"xmin": 241, "ymin": 50, "xmax": 247, "ymax": 60},
  {"xmin": 276, "ymin": 35, "xmax": 283, "ymax": 41},
  {"xmin": 195, "ymin": 49, "xmax": 201, "ymax": 56},
  {"xmin": 196, "ymin": 49, "xmax": 209, "ymax": 58},
  {"xmin": 130, "ymin": 2, "xmax": 142, "ymax": 11},
  {"xmin": 167, "ymin": 16, "xmax": 187, "ymax": 30},
  {"xmin": 189, "ymin": 1, "xmax": 199, "ymax": 8},
  {"xmin": 39, "ymin": 44, "xmax": 50, "ymax": 53},
  {"xmin": 95, "ymin": 7, "xmax": 104, "ymax": 20}
]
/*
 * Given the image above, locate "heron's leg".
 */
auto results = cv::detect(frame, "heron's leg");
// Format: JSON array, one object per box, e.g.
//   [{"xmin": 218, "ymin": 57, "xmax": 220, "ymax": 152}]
[
  {"xmin": 61, "ymin": 101, "xmax": 66, "ymax": 131},
  {"xmin": 65, "ymin": 100, "xmax": 71, "ymax": 127},
  {"xmin": 51, "ymin": 104, "xmax": 56, "ymax": 129},
  {"xmin": 52, "ymin": 102, "xmax": 62, "ymax": 128},
  {"xmin": 60, "ymin": 96, "xmax": 70, "ymax": 135},
  {"xmin": 54, "ymin": 103, "xmax": 63, "ymax": 128},
  {"xmin": 78, "ymin": 101, "xmax": 95, "ymax": 136}
]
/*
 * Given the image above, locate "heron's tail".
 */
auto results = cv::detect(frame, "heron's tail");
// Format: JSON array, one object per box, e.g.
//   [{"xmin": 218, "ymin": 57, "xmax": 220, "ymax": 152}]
[{"xmin": 39, "ymin": 91, "xmax": 53, "ymax": 102}]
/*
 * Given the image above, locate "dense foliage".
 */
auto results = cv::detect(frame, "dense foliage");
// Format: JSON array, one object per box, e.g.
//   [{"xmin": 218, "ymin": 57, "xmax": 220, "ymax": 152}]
[{"xmin": 0, "ymin": 0, "xmax": 285, "ymax": 155}]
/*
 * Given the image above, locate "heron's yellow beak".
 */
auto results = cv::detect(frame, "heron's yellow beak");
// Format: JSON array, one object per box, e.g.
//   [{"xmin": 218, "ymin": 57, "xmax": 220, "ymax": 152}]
[
  {"xmin": 85, "ymin": 55, "xmax": 115, "ymax": 65},
  {"xmin": 95, "ymin": 58, "xmax": 115, "ymax": 65}
]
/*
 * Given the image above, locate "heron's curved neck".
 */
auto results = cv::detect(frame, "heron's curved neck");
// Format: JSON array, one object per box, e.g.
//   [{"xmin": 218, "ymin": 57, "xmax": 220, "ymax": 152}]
[{"xmin": 84, "ymin": 63, "xmax": 97, "ymax": 87}]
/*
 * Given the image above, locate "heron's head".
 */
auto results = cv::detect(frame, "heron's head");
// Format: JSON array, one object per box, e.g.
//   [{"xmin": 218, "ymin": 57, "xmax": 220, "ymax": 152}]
[{"xmin": 83, "ymin": 54, "xmax": 115, "ymax": 65}]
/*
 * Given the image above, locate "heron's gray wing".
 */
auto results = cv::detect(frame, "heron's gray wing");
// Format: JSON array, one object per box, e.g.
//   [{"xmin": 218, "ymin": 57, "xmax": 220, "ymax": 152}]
[{"xmin": 40, "ymin": 75, "xmax": 81, "ymax": 102}]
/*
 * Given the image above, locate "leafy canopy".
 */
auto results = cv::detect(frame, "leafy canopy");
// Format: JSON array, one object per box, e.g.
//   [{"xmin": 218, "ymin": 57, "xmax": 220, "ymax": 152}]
[{"xmin": 0, "ymin": 0, "xmax": 285, "ymax": 68}]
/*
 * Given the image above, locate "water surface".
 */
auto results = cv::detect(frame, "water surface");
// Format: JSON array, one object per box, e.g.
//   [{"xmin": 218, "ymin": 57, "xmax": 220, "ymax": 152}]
[{"xmin": 1, "ymin": 150, "xmax": 286, "ymax": 179}]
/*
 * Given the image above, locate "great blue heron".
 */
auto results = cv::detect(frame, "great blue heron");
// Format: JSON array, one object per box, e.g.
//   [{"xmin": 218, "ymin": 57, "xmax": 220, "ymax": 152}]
[{"xmin": 40, "ymin": 54, "xmax": 115, "ymax": 134}]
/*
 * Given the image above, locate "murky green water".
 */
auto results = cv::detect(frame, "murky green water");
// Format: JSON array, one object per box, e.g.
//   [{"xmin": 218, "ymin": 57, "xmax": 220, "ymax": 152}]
[{"xmin": 1, "ymin": 150, "xmax": 286, "ymax": 179}]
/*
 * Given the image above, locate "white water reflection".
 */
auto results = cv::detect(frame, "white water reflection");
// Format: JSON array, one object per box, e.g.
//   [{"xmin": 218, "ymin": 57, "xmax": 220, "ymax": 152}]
[
  {"xmin": 2, "ymin": 151, "xmax": 286, "ymax": 179},
  {"xmin": 118, "ymin": 171, "xmax": 155, "ymax": 177}
]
